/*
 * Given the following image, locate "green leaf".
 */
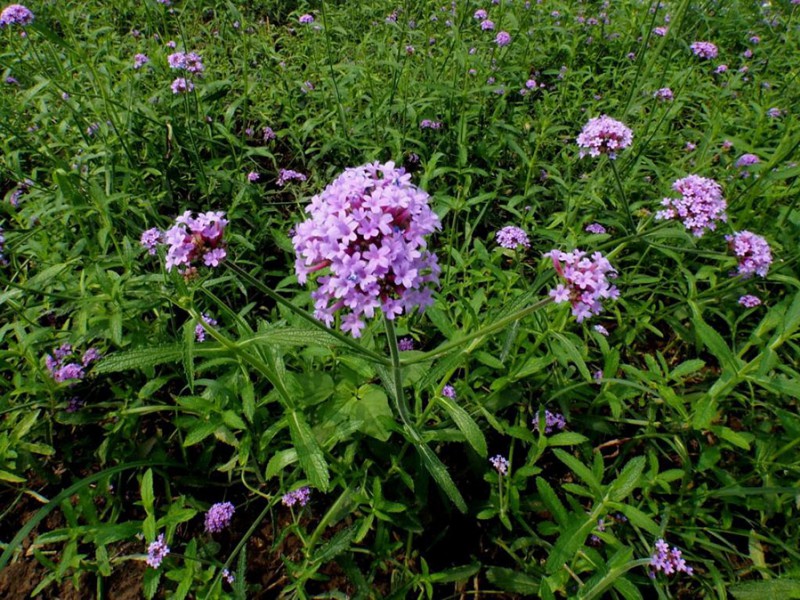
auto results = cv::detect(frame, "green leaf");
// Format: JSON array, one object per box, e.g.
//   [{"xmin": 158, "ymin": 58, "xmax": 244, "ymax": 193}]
[
  {"xmin": 553, "ymin": 449, "xmax": 603, "ymax": 496},
  {"xmin": 437, "ymin": 396, "xmax": 488, "ymax": 457},
  {"xmin": 669, "ymin": 359, "xmax": 705, "ymax": 381},
  {"xmin": 183, "ymin": 421, "xmax": 218, "ymax": 447},
  {"xmin": 352, "ymin": 385, "xmax": 393, "ymax": 442},
  {"xmin": 608, "ymin": 456, "xmax": 645, "ymax": 502},
  {"xmin": 729, "ymin": 579, "xmax": 800, "ymax": 599},
  {"xmin": 486, "ymin": 567, "xmax": 539, "ymax": 594},
  {"xmin": 141, "ymin": 469, "xmax": 155, "ymax": 516},
  {"xmin": 288, "ymin": 410, "xmax": 330, "ymax": 491},
  {"xmin": 545, "ymin": 512, "xmax": 596, "ymax": 574},
  {"xmin": 536, "ymin": 477, "xmax": 568, "ymax": 527},
  {"xmin": 547, "ymin": 432, "xmax": 589, "ymax": 447},
  {"xmin": 93, "ymin": 345, "xmax": 184, "ymax": 374},
  {"xmin": 416, "ymin": 443, "xmax": 467, "ymax": 513},
  {"xmin": 690, "ymin": 306, "xmax": 739, "ymax": 372},
  {"xmin": 265, "ymin": 449, "xmax": 298, "ymax": 479},
  {"xmin": 312, "ymin": 525, "xmax": 358, "ymax": 564}
]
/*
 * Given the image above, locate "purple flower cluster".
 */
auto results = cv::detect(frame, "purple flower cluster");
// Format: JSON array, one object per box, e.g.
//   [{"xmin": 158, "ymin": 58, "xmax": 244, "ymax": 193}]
[
  {"xmin": 204, "ymin": 501, "xmax": 235, "ymax": 532},
  {"xmin": 195, "ymin": 313, "xmax": 218, "ymax": 342},
  {"xmin": 420, "ymin": 119, "xmax": 442, "ymax": 130},
  {"xmin": 690, "ymin": 41, "xmax": 718, "ymax": 59},
  {"xmin": 441, "ymin": 384, "xmax": 456, "ymax": 399},
  {"xmin": 655, "ymin": 175, "xmax": 727, "ymax": 237},
  {"xmin": 247, "ymin": 171, "xmax": 260, "ymax": 182},
  {"xmin": 654, "ymin": 87, "xmax": 673, "ymax": 101},
  {"xmin": 585, "ymin": 223, "xmax": 607, "ymax": 235},
  {"xmin": 650, "ymin": 539, "xmax": 693, "ymax": 576},
  {"xmin": 489, "ymin": 455, "xmax": 509, "ymax": 475},
  {"xmin": 495, "ymin": 31, "xmax": 511, "ymax": 46},
  {"xmin": 545, "ymin": 249, "xmax": 619, "ymax": 322},
  {"xmin": 474, "ymin": 9, "xmax": 487, "ymax": 19},
  {"xmin": 496, "ymin": 226, "xmax": 530, "ymax": 250},
  {"xmin": 133, "ymin": 53, "xmax": 149, "ymax": 69},
  {"xmin": 277, "ymin": 169, "xmax": 307, "ymax": 186},
  {"xmin": 576, "ymin": 115, "xmax": 633, "ymax": 159},
  {"xmin": 171, "ymin": 78, "xmax": 193, "ymax": 94},
  {"xmin": 146, "ymin": 533, "xmax": 170, "ymax": 569},
  {"xmin": 167, "ymin": 52, "xmax": 204, "ymax": 74},
  {"xmin": 738, "ymin": 294, "xmax": 761, "ymax": 308},
  {"xmin": 45, "ymin": 343, "xmax": 100, "ymax": 383},
  {"xmin": 726, "ymin": 231, "xmax": 772, "ymax": 278},
  {"xmin": 0, "ymin": 4, "xmax": 33, "ymax": 27},
  {"xmin": 281, "ymin": 486, "xmax": 311, "ymax": 507},
  {"xmin": 147, "ymin": 211, "xmax": 228, "ymax": 273},
  {"xmin": 767, "ymin": 107, "xmax": 783, "ymax": 118},
  {"xmin": 299, "ymin": 13, "xmax": 314, "ymax": 24},
  {"xmin": 292, "ymin": 161, "xmax": 441, "ymax": 337},
  {"xmin": 735, "ymin": 153, "xmax": 760, "ymax": 167},
  {"xmin": 532, "ymin": 409, "xmax": 566, "ymax": 434},
  {"xmin": 398, "ymin": 337, "xmax": 415, "ymax": 351}
]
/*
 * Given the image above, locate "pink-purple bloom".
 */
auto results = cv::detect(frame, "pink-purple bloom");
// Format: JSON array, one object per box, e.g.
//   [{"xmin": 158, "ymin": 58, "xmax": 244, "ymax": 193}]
[
  {"xmin": 299, "ymin": 14, "xmax": 314, "ymax": 24},
  {"xmin": 690, "ymin": 41, "xmax": 718, "ymax": 59},
  {"xmin": 277, "ymin": 169, "xmax": 307, "ymax": 186},
  {"xmin": 585, "ymin": 223, "xmax": 607, "ymax": 235},
  {"xmin": 726, "ymin": 231, "xmax": 772, "ymax": 278},
  {"xmin": 473, "ymin": 9, "xmax": 487, "ymax": 20},
  {"xmin": 495, "ymin": 31, "xmax": 511, "ymax": 47},
  {"xmin": 134, "ymin": 54, "xmax": 149, "ymax": 69},
  {"xmin": 532, "ymin": 409, "xmax": 566, "ymax": 434},
  {"xmin": 162, "ymin": 211, "xmax": 227, "ymax": 272},
  {"xmin": 281, "ymin": 486, "xmax": 311, "ymax": 507},
  {"xmin": 171, "ymin": 77, "xmax": 194, "ymax": 94},
  {"xmin": 247, "ymin": 171, "xmax": 260, "ymax": 182},
  {"xmin": 655, "ymin": 175, "xmax": 727, "ymax": 237},
  {"xmin": 140, "ymin": 227, "xmax": 161, "ymax": 255},
  {"xmin": 545, "ymin": 249, "xmax": 619, "ymax": 322},
  {"xmin": 195, "ymin": 314, "xmax": 218, "ymax": 342},
  {"xmin": 146, "ymin": 534, "xmax": 170, "ymax": 569},
  {"xmin": 168, "ymin": 52, "xmax": 204, "ymax": 74},
  {"xmin": 654, "ymin": 87, "xmax": 673, "ymax": 101},
  {"xmin": 650, "ymin": 539, "xmax": 693, "ymax": 576},
  {"xmin": 204, "ymin": 501, "xmax": 235, "ymax": 532},
  {"xmin": 442, "ymin": 384, "xmax": 456, "ymax": 399},
  {"xmin": 496, "ymin": 226, "xmax": 530, "ymax": 250},
  {"xmin": 0, "ymin": 4, "xmax": 33, "ymax": 27},
  {"xmin": 490, "ymin": 455, "xmax": 509, "ymax": 475},
  {"xmin": 420, "ymin": 119, "xmax": 442, "ymax": 130},
  {"xmin": 398, "ymin": 337, "xmax": 415, "ymax": 351},
  {"xmin": 576, "ymin": 115, "xmax": 633, "ymax": 159},
  {"xmin": 738, "ymin": 295, "xmax": 761, "ymax": 308},
  {"xmin": 292, "ymin": 161, "xmax": 441, "ymax": 337},
  {"xmin": 735, "ymin": 153, "xmax": 760, "ymax": 167},
  {"xmin": 480, "ymin": 19, "xmax": 495, "ymax": 30},
  {"xmin": 45, "ymin": 343, "xmax": 100, "ymax": 384}
]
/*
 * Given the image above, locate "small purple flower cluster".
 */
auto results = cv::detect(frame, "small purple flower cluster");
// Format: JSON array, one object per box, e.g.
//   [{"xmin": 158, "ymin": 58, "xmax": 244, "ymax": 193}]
[
  {"xmin": 420, "ymin": 119, "xmax": 442, "ymax": 130},
  {"xmin": 171, "ymin": 78, "xmax": 193, "ymax": 94},
  {"xmin": 496, "ymin": 226, "xmax": 530, "ymax": 250},
  {"xmin": 481, "ymin": 19, "xmax": 494, "ymax": 30},
  {"xmin": 398, "ymin": 337, "xmax": 415, "ymax": 351},
  {"xmin": 726, "ymin": 230, "xmax": 772, "ymax": 278},
  {"xmin": 133, "ymin": 53, "xmax": 149, "ymax": 69},
  {"xmin": 247, "ymin": 171, "xmax": 260, "ymax": 183},
  {"xmin": 8, "ymin": 178, "xmax": 32, "ymax": 207},
  {"xmin": 277, "ymin": 169, "xmax": 307, "ymax": 186},
  {"xmin": 654, "ymin": 87, "xmax": 673, "ymax": 101},
  {"xmin": 650, "ymin": 539, "xmax": 693, "ymax": 576},
  {"xmin": 292, "ymin": 161, "xmax": 441, "ymax": 337},
  {"xmin": 441, "ymin": 384, "xmax": 456, "ymax": 399},
  {"xmin": 146, "ymin": 533, "xmax": 170, "ymax": 569},
  {"xmin": 655, "ymin": 175, "xmax": 727, "ymax": 237},
  {"xmin": 45, "ymin": 343, "xmax": 100, "ymax": 384},
  {"xmin": 168, "ymin": 51, "xmax": 203, "ymax": 94},
  {"xmin": 532, "ymin": 409, "xmax": 566, "ymax": 434},
  {"xmin": 735, "ymin": 153, "xmax": 760, "ymax": 167},
  {"xmin": 195, "ymin": 314, "xmax": 217, "ymax": 342},
  {"xmin": 204, "ymin": 501, "xmax": 235, "ymax": 533},
  {"xmin": 576, "ymin": 115, "xmax": 633, "ymax": 159},
  {"xmin": 299, "ymin": 13, "xmax": 314, "ymax": 24},
  {"xmin": 767, "ymin": 107, "xmax": 783, "ymax": 119},
  {"xmin": 585, "ymin": 223, "xmax": 607, "ymax": 235},
  {"xmin": 495, "ymin": 31, "xmax": 511, "ymax": 47},
  {"xmin": 281, "ymin": 486, "xmax": 311, "ymax": 507},
  {"xmin": 690, "ymin": 41, "xmax": 718, "ymax": 59},
  {"xmin": 545, "ymin": 249, "xmax": 619, "ymax": 322},
  {"xmin": 738, "ymin": 294, "xmax": 761, "ymax": 308},
  {"xmin": 0, "ymin": 4, "xmax": 33, "ymax": 27},
  {"xmin": 142, "ymin": 211, "xmax": 227, "ymax": 273},
  {"xmin": 489, "ymin": 455, "xmax": 509, "ymax": 475}
]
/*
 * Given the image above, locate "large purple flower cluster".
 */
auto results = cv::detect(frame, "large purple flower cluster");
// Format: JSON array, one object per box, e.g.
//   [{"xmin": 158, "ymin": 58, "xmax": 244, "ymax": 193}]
[
  {"xmin": 650, "ymin": 539, "xmax": 693, "ymax": 576},
  {"xmin": 0, "ymin": 4, "xmax": 33, "ymax": 27},
  {"xmin": 496, "ymin": 226, "xmax": 530, "ymax": 249},
  {"xmin": 576, "ymin": 115, "xmax": 633, "ymax": 159},
  {"xmin": 292, "ymin": 161, "xmax": 441, "ymax": 337},
  {"xmin": 726, "ymin": 230, "xmax": 772, "ymax": 278},
  {"xmin": 204, "ymin": 501, "xmax": 235, "ymax": 533},
  {"xmin": 545, "ymin": 249, "xmax": 619, "ymax": 322},
  {"xmin": 45, "ymin": 343, "xmax": 100, "ymax": 384},
  {"xmin": 655, "ymin": 175, "xmax": 727, "ymax": 237},
  {"xmin": 161, "ymin": 211, "xmax": 227, "ymax": 273}
]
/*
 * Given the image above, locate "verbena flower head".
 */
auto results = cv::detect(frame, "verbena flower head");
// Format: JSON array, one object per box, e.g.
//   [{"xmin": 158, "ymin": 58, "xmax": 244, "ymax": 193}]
[
  {"xmin": 480, "ymin": 19, "xmax": 495, "ymax": 30},
  {"xmin": 0, "ymin": 4, "xmax": 33, "ymax": 27},
  {"xmin": 585, "ymin": 223, "xmax": 607, "ymax": 234},
  {"xmin": 654, "ymin": 87, "xmax": 673, "ymax": 101},
  {"xmin": 420, "ymin": 119, "xmax": 442, "ymax": 130},
  {"xmin": 247, "ymin": 171, "xmax": 260, "ymax": 182},
  {"xmin": 490, "ymin": 455, "xmax": 509, "ymax": 475},
  {"xmin": 576, "ymin": 115, "xmax": 633, "ymax": 159},
  {"xmin": 140, "ymin": 228, "xmax": 161, "ymax": 255},
  {"xmin": 495, "ymin": 31, "xmax": 511, "ymax": 46},
  {"xmin": 204, "ymin": 501, "xmax": 235, "ymax": 532},
  {"xmin": 655, "ymin": 175, "xmax": 727, "ymax": 237},
  {"xmin": 532, "ymin": 409, "xmax": 566, "ymax": 434},
  {"xmin": 496, "ymin": 226, "xmax": 530, "ymax": 250},
  {"xmin": 195, "ymin": 313, "xmax": 217, "ymax": 342},
  {"xmin": 726, "ymin": 231, "xmax": 772, "ymax": 278},
  {"xmin": 292, "ymin": 161, "xmax": 441, "ymax": 337},
  {"xmin": 277, "ymin": 169, "xmax": 307, "ymax": 186},
  {"xmin": 171, "ymin": 77, "xmax": 193, "ymax": 94},
  {"xmin": 441, "ymin": 384, "xmax": 456, "ymax": 399},
  {"xmin": 735, "ymin": 153, "xmax": 760, "ymax": 167},
  {"xmin": 146, "ymin": 533, "xmax": 170, "ymax": 569},
  {"xmin": 398, "ymin": 337, "xmax": 415, "ymax": 351},
  {"xmin": 168, "ymin": 52, "xmax": 204, "ymax": 74},
  {"xmin": 690, "ymin": 41, "xmax": 718, "ymax": 59},
  {"xmin": 134, "ymin": 54, "xmax": 149, "ymax": 69},
  {"xmin": 45, "ymin": 343, "xmax": 100, "ymax": 384},
  {"xmin": 281, "ymin": 486, "xmax": 311, "ymax": 507},
  {"xmin": 767, "ymin": 107, "xmax": 783, "ymax": 118},
  {"xmin": 545, "ymin": 249, "xmax": 619, "ymax": 322},
  {"xmin": 738, "ymin": 294, "xmax": 761, "ymax": 308},
  {"xmin": 650, "ymin": 538, "xmax": 693, "ymax": 576},
  {"xmin": 299, "ymin": 13, "xmax": 314, "ymax": 24},
  {"xmin": 162, "ymin": 211, "xmax": 227, "ymax": 272}
]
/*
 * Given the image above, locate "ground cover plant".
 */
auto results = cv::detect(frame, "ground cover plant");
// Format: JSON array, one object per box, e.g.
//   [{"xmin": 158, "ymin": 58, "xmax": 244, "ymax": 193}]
[{"xmin": 1, "ymin": 0, "xmax": 800, "ymax": 597}]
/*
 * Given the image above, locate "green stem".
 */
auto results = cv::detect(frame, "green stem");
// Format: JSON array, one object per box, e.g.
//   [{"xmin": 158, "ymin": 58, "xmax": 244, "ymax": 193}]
[
  {"xmin": 384, "ymin": 317, "xmax": 420, "ymax": 441},
  {"xmin": 226, "ymin": 262, "xmax": 390, "ymax": 365},
  {"xmin": 609, "ymin": 159, "xmax": 635, "ymax": 232},
  {"xmin": 401, "ymin": 297, "xmax": 553, "ymax": 366}
]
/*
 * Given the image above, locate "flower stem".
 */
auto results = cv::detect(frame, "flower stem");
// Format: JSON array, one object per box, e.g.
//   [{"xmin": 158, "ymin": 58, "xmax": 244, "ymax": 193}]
[{"xmin": 609, "ymin": 159, "xmax": 635, "ymax": 232}]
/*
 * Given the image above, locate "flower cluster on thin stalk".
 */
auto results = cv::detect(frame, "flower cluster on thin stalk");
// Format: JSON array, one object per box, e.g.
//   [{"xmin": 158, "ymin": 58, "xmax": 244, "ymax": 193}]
[
  {"xmin": 45, "ymin": 343, "xmax": 101, "ymax": 384},
  {"xmin": 168, "ymin": 50, "xmax": 204, "ymax": 94},
  {"xmin": 146, "ymin": 533, "xmax": 170, "ymax": 569},
  {"xmin": 195, "ymin": 314, "xmax": 217, "ymax": 342},
  {"xmin": 0, "ymin": 4, "xmax": 33, "ymax": 27},
  {"xmin": 141, "ymin": 211, "xmax": 227, "ymax": 276},
  {"xmin": 690, "ymin": 41, "xmax": 718, "ymax": 59},
  {"xmin": 726, "ymin": 231, "xmax": 772, "ymax": 278},
  {"xmin": 292, "ymin": 161, "xmax": 441, "ymax": 337},
  {"xmin": 496, "ymin": 226, "xmax": 530, "ymax": 250},
  {"xmin": 532, "ymin": 409, "xmax": 567, "ymax": 434},
  {"xmin": 489, "ymin": 455, "xmax": 509, "ymax": 475},
  {"xmin": 281, "ymin": 486, "xmax": 311, "ymax": 507},
  {"xmin": 277, "ymin": 169, "xmax": 307, "ymax": 186},
  {"xmin": 738, "ymin": 294, "xmax": 761, "ymax": 308},
  {"xmin": 545, "ymin": 249, "xmax": 620, "ymax": 322},
  {"xmin": 649, "ymin": 538, "xmax": 693, "ymax": 577},
  {"xmin": 204, "ymin": 501, "xmax": 235, "ymax": 533},
  {"xmin": 655, "ymin": 175, "xmax": 727, "ymax": 237},
  {"xmin": 576, "ymin": 115, "xmax": 633, "ymax": 159}
]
